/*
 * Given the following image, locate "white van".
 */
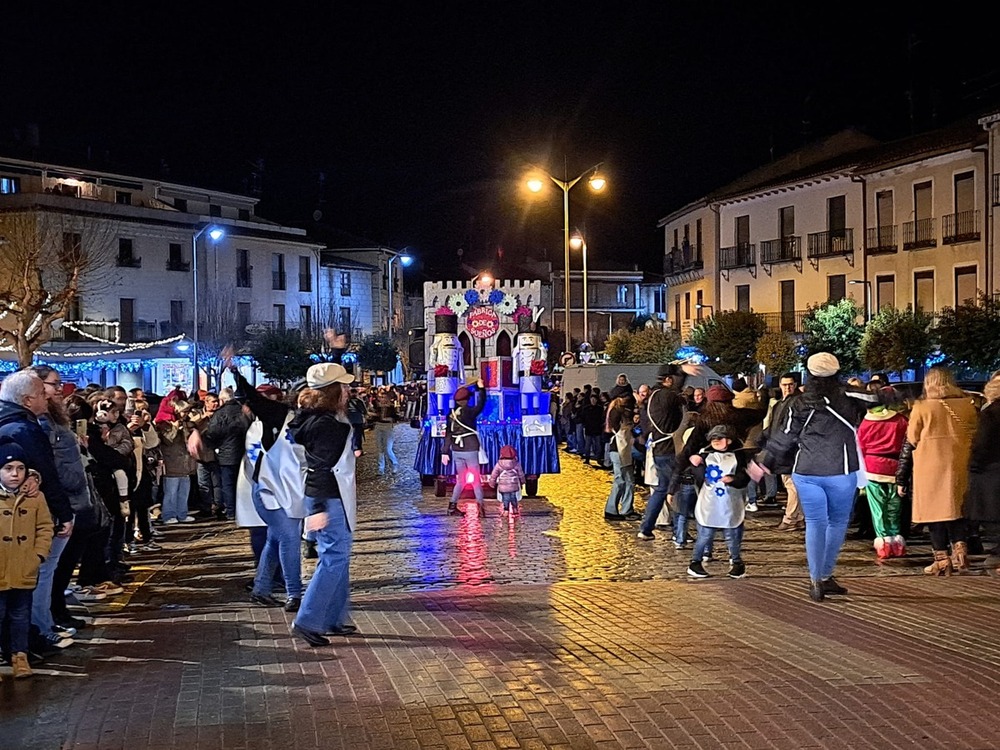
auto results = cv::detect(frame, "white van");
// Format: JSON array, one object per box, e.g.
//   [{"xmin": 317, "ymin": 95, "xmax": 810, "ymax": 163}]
[{"xmin": 558, "ymin": 361, "xmax": 731, "ymax": 395}]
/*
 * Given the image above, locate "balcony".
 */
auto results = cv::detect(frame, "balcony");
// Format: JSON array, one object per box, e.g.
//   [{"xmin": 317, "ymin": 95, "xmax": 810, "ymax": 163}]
[
  {"xmin": 157, "ymin": 320, "xmax": 193, "ymax": 339},
  {"xmin": 903, "ymin": 218, "xmax": 936, "ymax": 250},
  {"xmin": 664, "ymin": 246, "xmax": 704, "ymax": 276},
  {"xmin": 760, "ymin": 236, "xmax": 801, "ymax": 265},
  {"xmin": 272, "ymin": 271, "xmax": 287, "ymax": 290},
  {"xmin": 807, "ymin": 228, "xmax": 854, "ymax": 260},
  {"xmin": 236, "ymin": 266, "xmax": 253, "ymax": 288},
  {"xmin": 942, "ymin": 210, "xmax": 980, "ymax": 244},
  {"xmin": 866, "ymin": 225, "xmax": 898, "ymax": 255},
  {"xmin": 719, "ymin": 244, "xmax": 756, "ymax": 271},
  {"xmin": 116, "ymin": 255, "xmax": 142, "ymax": 268},
  {"xmin": 759, "ymin": 310, "xmax": 809, "ymax": 334},
  {"xmin": 166, "ymin": 259, "xmax": 190, "ymax": 272}
]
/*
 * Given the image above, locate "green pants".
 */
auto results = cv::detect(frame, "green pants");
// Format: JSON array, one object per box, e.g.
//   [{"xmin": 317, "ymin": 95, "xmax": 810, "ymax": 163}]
[{"xmin": 865, "ymin": 480, "xmax": 901, "ymax": 538}]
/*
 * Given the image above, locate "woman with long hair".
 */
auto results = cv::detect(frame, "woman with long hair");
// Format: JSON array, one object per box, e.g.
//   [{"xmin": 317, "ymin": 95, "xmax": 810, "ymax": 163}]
[
  {"xmin": 897, "ymin": 366, "xmax": 978, "ymax": 575},
  {"xmin": 288, "ymin": 363, "xmax": 358, "ymax": 647}
]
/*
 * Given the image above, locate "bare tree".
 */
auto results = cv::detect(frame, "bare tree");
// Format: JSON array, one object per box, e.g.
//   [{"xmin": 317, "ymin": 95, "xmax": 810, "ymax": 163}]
[
  {"xmin": 0, "ymin": 210, "xmax": 119, "ymax": 366},
  {"xmin": 197, "ymin": 283, "xmax": 248, "ymax": 391}
]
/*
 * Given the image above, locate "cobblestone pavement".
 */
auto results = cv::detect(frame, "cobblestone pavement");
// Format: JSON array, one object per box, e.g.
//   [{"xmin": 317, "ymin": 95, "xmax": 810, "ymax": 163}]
[{"xmin": 3, "ymin": 425, "xmax": 1000, "ymax": 749}]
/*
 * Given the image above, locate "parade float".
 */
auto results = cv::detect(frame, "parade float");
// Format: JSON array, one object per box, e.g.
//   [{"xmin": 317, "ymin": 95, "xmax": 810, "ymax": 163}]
[{"xmin": 413, "ymin": 277, "xmax": 560, "ymax": 498}]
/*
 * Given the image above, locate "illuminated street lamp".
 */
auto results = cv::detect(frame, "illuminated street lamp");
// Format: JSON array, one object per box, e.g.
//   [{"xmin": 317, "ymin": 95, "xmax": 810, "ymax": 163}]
[
  {"xmin": 192, "ymin": 224, "xmax": 225, "ymax": 389},
  {"xmin": 387, "ymin": 249, "xmax": 414, "ymax": 340},
  {"xmin": 569, "ymin": 233, "xmax": 589, "ymax": 345},
  {"xmin": 526, "ymin": 163, "xmax": 606, "ymax": 354}
]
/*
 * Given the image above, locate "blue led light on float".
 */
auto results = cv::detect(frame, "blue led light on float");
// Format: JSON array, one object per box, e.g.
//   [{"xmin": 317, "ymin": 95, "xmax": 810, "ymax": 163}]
[
  {"xmin": 924, "ymin": 351, "xmax": 946, "ymax": 367},
  {"xmin": 675, "ymin": 345, "xmax": 707, "ymax": 364}
]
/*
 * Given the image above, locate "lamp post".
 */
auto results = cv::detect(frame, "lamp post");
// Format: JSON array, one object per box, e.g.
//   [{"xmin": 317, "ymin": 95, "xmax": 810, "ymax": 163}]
[
  {"xmin": 386, "ymin": 249, "xmax": 414, "ymax": 340},
  {"xmin": 192, "ymin": 224, "xmax": 225, "ymax": 390},
  {"xmin": 569, "ymin": 234, "xmax": 590, "ymax": 345},
  {"xmin": 695, "ymin": 303, "xmax": 714, "ymax": 321},
  {"xmin": 526, "ymin": 164, "xmax": 606, "ymax": 354},
  {"xmin": 849, "ymin": 279, "xmax": 873, "ymax": 321}
]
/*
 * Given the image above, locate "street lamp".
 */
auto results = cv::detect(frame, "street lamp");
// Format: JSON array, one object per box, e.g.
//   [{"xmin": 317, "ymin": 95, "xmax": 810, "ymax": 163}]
[
  {"xmin": 192, "ymin": 224, "xmax": 225, "ymax": 390},
  {"xmin": 386, "ymin": 249, "xmax": 414, "ymax": 340},
  {"xmin": 569, "ymin": 233, "xmax": 589, "ymax": 345},
  {"xmin": 695, "ymin": 303, "xmax": 713, "ymax": 320},
  {"xmin": 526, "ymin": 163, "xmax": 606, "ymax": 354},
  {"xmin": 849, "ymin": 280, "xmax": 873, "ymax": 321}
]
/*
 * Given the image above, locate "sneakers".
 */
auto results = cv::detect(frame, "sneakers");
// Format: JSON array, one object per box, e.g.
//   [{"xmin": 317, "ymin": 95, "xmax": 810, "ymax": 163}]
[
  {"xmin": 687, "ymin": 561, "xmax": 710, "ymax": 578},
  {"xmin": 163, "ymin": 518, "xmax": 180, "ymax": 525},
  {"xmin": 179, "ymin": 515, "xmax": 197, "ymax": 523},
  {"xmin": 91, "ymin": 581, "xmax": 124, "ymax": 596},
  {"xmin": 52, "ymin": 625, "xmax": 76, "ymax": 639},
  {"xmin": 41, "ymin": 632, "xmax": 74, "ymax": 649},
  {"xmin": 73, "ymin": 586, "xmax": 109, "ymax": 602},
  {"xmin": 890, "ymin": 535, "xmax": 907, "ymax": 557},
  {"xmin": 745, "ymin": 502, "xmax": 759, "ymax": 512},
  {"xmin": 636, "ymin": 531, "xmax": 655, "ymax": 541},
  {"xmin": 702, "ymin": 551, "xmax": 714, "ymax": 563},
  {"xmin": 728, "ymin": 560, "xmax": 747, "ymax": 579},
  {"xmin": 673, "ymin": 540, "xmax": 686, "ymax": 550}
]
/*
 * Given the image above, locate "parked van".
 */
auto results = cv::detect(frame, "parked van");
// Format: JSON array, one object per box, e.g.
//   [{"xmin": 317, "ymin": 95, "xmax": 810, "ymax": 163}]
[{"xmin": 557, "ymin": 361, "xmax": 731, "ymax": 395}]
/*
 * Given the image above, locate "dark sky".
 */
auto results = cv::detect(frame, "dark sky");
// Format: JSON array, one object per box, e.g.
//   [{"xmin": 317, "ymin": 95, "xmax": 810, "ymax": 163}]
[{"xmin": 5, "ymin": 4, "xmax": 999, "ymax": 280}]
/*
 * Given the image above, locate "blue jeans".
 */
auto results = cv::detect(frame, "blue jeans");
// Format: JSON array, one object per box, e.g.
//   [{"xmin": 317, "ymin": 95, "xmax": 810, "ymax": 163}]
[
  {"xmin": 161, "ymin": 475, "xmax": 191, "ymax": 521},
  {"xmin": 604, "ymin": 450, "xmax": 635, "ymax": 516},
  {"xmin": 575, "ymin": 424, "xmax": 586, "ymax": 453},
  {"xmin": 196, "ymin": 461, "xmax": 222, "ymax": 512},
  {"xmin": 672, "ymin": 483, "xmax": 697, "ymax": 545},
  {"xmin": 251, "ymin": 484, "xmax": 303, "ymax": 599},
  {"xmin": 294, "ymin": 500, "xmax": 352, "ymax": 633},
  {"xmin": 759, "ymin": 472, "xmax": 778, "ymax": 500},
  {"xmin": 31, "ymin": 533, "xmax": 68, "ymax": 636},
  {"xmin": 640, "ymin": 453, "xmax": 676, "ymax": 535},
  {"xmin": 450, "ymin": 451, "xmax": 484, "ymax": 504},
  {"xmin": 499, "ymin": 491, "xmax": 519, "ymax": 511},
  {"xmin": 219, "ymin": 464, "xmax": 239, "ymax": 519},
  {"xmin": 375, "ymin": 423, "xmax": 398, "ymax": 472},
  {"xmin": 793, "ymin": 472, "xmax": 858, "ymax": 581},
  {"xmin": 0, "ymin": 589, "xmax": 33, "ymax": 653},
  {"xmin": 583, "ymin": 435, "xmax": 603, "ymax": 462},
  {"xmin": 692, "ymin": 523, "xmax": 744, "ymax": 563}
]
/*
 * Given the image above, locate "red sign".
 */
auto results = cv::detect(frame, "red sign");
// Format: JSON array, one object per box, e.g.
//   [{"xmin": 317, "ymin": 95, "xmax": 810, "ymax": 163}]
[{"xmin": 466, "ymin": 306, "xmax": 500, "ymax": 339}]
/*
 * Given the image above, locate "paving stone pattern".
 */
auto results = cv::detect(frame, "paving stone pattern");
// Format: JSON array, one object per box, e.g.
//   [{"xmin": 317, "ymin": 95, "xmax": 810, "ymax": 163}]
[{"xmin": 2, "ymin": 425, "xmax": 999, "ymax": 749}]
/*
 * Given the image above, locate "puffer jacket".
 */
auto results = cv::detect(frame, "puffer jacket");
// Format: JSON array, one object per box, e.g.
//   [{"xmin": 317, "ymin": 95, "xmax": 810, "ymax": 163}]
[
  {"xmin": 0, "ymin": 486, "xmax": 53, "ymax": 590},
  {"xmin": 489, "ymin": 458, "xmax": 525, "ymax": 494},
  {"xmin": 157, "ymin": 421, "xmax": 196, "ymax": 477},
  {"xmin": 41, "ymin": 417, "xmax": 93, "ymax": 515},
  {"xmin": 201, "ymin": 402, "xmax": 251, "ymax": 466}
]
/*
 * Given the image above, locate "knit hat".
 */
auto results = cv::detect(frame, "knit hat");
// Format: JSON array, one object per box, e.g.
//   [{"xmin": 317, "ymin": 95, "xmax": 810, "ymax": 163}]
[
  {"xmin": 705, "ymin": 424, "xmax": 735, "ymax": 442},
  {"xmin": 454, "ymin": 386, "xmax": 471, "ymax": 403},
  {"xmin": 256, "ymin": 383, "xmax": 283, "ymax": 398},
  {"xmin": 306, "ymin": 362, "xmax": 354, "ymax": 388},
  {"xmin": 707, "ymin": 385, "xmax": 734, "ymax": 403},
  {"xmin": 0, "ymin": 439, "xmax": 28, "ymax": 468},
  {"xmin": 806, "ymin": 352, "xmax": 840, "ymax": 377},
  {"xmin": 499, "ymin": 445, "xmax": 516, "ymax": 460}
]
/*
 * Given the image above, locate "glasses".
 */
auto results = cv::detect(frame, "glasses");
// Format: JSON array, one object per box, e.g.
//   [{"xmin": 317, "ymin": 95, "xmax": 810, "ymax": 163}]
[{"xmin": 44, "ymin": 380, "xmax": 63, "ymax": 389}]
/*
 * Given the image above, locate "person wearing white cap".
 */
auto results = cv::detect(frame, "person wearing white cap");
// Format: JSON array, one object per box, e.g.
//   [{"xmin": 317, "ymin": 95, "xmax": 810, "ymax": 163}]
[
  {"xmin": 754, "ymin": 352, "xmax": 890, "ymax": 602},
  {"xmin": 287, "ymin": 362, "xmax": 359, "ymax": 647}
]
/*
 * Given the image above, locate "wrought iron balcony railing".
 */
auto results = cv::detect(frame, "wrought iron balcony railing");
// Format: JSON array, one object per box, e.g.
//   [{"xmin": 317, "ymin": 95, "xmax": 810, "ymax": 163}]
[
  {"xmin": 719, "ymin": 244, "xmax": 756, "ymax": 270},
  {"xmin": 760, "ymin": 236, "xmax": 801, "ymax": 265},
  {"xmin": 903, "ymin": 217, "xmax": 936, "ymax": 250},
  {"xmin": 866, "ymin": 225, "xmax": 898, "ymax": 255},
  {"xmin": 942, "ymin": 210, "xmax": 980, "ymax": 244},
  {"xmin": 807, "ymin": 228, "xmax": 853, "ymax": 259}
]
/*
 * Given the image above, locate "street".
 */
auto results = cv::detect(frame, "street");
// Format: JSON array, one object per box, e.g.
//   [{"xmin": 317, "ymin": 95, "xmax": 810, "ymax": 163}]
[{"xmin": 2, "ymin": 424, "xmax": 999, "ymax": 750}]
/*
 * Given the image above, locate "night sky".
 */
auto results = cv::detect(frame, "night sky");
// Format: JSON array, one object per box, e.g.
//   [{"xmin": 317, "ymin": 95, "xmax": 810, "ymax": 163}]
[{"xmin": 5, "ymin": 4, "xmax": 999, "ymax": 280}]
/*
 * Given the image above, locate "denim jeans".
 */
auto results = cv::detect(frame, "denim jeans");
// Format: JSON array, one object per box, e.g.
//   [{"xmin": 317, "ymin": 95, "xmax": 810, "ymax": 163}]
[
  {"xmin": 640, "ymin": 452, "xmax": 676, "ymax": 535},
  {"xmin": 197, "ymin": 461, "xmax": 222, "ymax": 513},
  {"xmin": 575, "ymin": 424, "xmax": 586, "ymax": 453},
  {"xmin": 793, "ymin": 472, "xmax": 858, "ymax": 581},
  {"xmin": 251, "ymin": 483, "xmax": 302, "ymax": 599},
  {"xmin": 161, "ymin": 475, "xmax": 191, "ymax": 522},
  {"xmin": 294, "ymin": 499, "xmax": 352, "ymax": 633},
  {"xmin": 219, "ymin": 464, "xmax": 239, "ymax": 519},
  {"xmin": 759, "ymin": 472, "xmax": 778, "ymax": 500},
  {"xmin": 450, "ymin": 451, "xmax": 484, "ymax": 504},
  {"xmin": 672, "ymin": 483, "xmax": 697, "ymax": 545},
  {"xmin": 0, "ymin": 589, "xmax": 33, "ymax": 653},
  {"xmin": 31, "ymin": 533, "xmax": 68, "ymax": 636},
  {"xmin": 499, "ymin": 491, "xmax": 519, "ymax": 511},
  {"xmin": 604, "ymin": 450, "xmax": 635, "ymax": 516},
  {"xmin": 692, "ymin": 523, "xmax": 743, "ymax": 563},
  {"xmin": 375, "ymin": 423, "xmax": 398, "ymax": 472}
]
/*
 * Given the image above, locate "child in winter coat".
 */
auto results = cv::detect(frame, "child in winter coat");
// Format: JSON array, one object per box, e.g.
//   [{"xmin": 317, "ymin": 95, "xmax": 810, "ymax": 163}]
[
  {"xmin": 684, "ymin": 424, "xmax": 751, "ymax": 580},
  {"xmin": 489, "ymin": 445, "xmax": 526, "ymax": 517},
  {"xmin": 94, "ymin": 398, "xmax": 134, "ymax": 517},
  {"xmin": 857, "ymin": 394, "xmax": 909, "ymax": 559},
  {"xmin": 0, "ymin": 440, "xmax": 54, "ymax": 680}
]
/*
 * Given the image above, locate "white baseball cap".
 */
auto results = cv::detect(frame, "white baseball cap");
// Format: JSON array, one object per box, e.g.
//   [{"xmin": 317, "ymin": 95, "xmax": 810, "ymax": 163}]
[{"xmin": 305, "ymin": 363, "xmax": 354, "ymax": 388}]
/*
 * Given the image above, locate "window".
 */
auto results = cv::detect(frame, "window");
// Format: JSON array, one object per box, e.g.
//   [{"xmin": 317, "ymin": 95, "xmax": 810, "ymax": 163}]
[
  {"xmin": 914, "ymin": 181, "xmax": 933, "ymax": 223},
  {"xmin": 876, "ymin": 275, "xmax": 895, "ymax": 311},
  {"xmin": 695, "ymin": 219, "xmax": 703, "ymax": 263},
  {"xmin": 955, "ymin": 172, "xmax": 975, "ymax": 213},
  {"xmin": 955, "ymin": 266, "xmax": 977, "ymax": 306},
  {"xmin": 273, "ymin": 304, "xmax": 286, "ymax": 330},
  {"xmin": 167, "ymin": 243, "xmax": 188, "ymax": 271},
  {"xmin": 735, "ymin": 215, "xmax": 750, "ymax": 246},
  {"xmin": 339, "ymin": 307, "xmax": 351, "ymax": 335},
  {"xmin": 340, "ymin": 271, "xmax": 351, "ymax": 296},
  {"xmin": 914, "ymin": 270, "xmax": 935, "ymax": 312},
  {"xmin": 616, "ymin": 285, "xmax": 629, "ymax": 305},
  {"xmin": 237, "ymin": 302, "xmax": 251, "ymax": 333},
  {"xmin": 174, "ymin": 198, "xmax": 188, "ymax": 213},
  {"xmin": 828, "ymin": 195, "xmax": 846, "ymax": 233},
  {"xmin": 652, "ymin": 286, "xmax": 665, "ymax": 314},
  {"xmin": 117, "ymin": 238, "xmax": 140, "ymax": 267},
  {"xmin": 674, "ymin": 295, "xmax": 681, "ymax": 328},
  {"xmin": 0, "ymin": 176, "xmax": 20, "ymax": 194},
  {"xmin": 696, "ymin": 290, "xmax": 704, "ymax": 320},
  {"xmin": 780, "ymin": 280, "xmax": 795, "ymax": 332},
  {"xmin": 300, "ymin": 305, "xmax": 312, "ymax": 330},
  {"xmin": 298, "ymin": 256, "xmax": 312, "ymax": 292},
  {"xmin": 875, "ymin": 190, "xmax": 894, "ymax": 248},
  {"xmin": 736, "ymin": 285, "xmax": 750, "ymax": 312},
  {"xmin": 120, "ymin": 298, "xmax": 135, "ymax": 342},
  {"xmin": 828, "ymin": 274, "xmax": 846, "ymax": 302},
  {"xmin": 209, "ymin": 204, "xmax": 222, "ymax": 217},
  {"xmin": 236, "ymin": 249, "xmax": 251, "ymax": 287},
  {"xmin": 115, "ymin": 190, "xmax": 132, "ymax": 205},
  {"xmin": 780, "ymin": 206, "xmax": 795, "ymax": 237},
  {"xmin": 684, "ymin": 292, "xmax": 691, "ymax": 319},
  {"xmin": 272, "ymin": 253, "xmax": 286, "ymax": 290},
  {"xmin": 672, "ymin": 228, "xmax": 679, "ymax": 250},
  {"xmin": 239, "ymin": 208, "xmax": 250, "ymax": 221},
  {"xmin": 170, "ymin": 300, "xmax": 184, "ymax": 331},
  {"xmin": 60, "ymin": 232, "xmax": 81, "ymax": 264}
]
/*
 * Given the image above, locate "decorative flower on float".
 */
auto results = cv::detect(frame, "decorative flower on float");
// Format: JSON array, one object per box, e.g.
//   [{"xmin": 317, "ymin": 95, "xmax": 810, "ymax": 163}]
[
  {"xmin": 497, "ymin": 294, "xmax": 518, "ymax": 316},
  {"xmin": 464, "ymin": 289, "xmax": 480, "ymax": 305},
  {"xmin": 433, "ymin": 364, "xmax": 450, "ymax": 377},
  {"xmin": 447, "ymin": 294, "xmax": 470, "ymax": 315},
  {"xmin": 530, "ymin": 360, "xmax": 546, "ymax": 376},
  {"xmin": 511, "ymin": 305, "xmax": 532, "ymax": 324}
]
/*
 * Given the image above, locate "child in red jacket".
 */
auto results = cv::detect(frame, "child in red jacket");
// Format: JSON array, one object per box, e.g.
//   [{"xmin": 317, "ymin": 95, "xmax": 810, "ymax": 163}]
[{"xmin": 857, "ymin": 394, "xmax": 909, "ymax": 559}]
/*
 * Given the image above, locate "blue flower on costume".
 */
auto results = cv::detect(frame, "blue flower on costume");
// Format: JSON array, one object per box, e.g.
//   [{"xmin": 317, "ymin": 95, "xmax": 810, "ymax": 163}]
[
  {"xmin": 488, "ymin": 289, "xmax": 504, "ymax": 304},
  {"xmin": 714, "ymin": 486, "xmax": 727, "ymax": 497},
  {"xmin": 705, "ymin": 465, "xmax": 724, "ymax": 484},
  {"xmin": 464, "ymin": 289, "xmax": 480, "ymax": 304}
]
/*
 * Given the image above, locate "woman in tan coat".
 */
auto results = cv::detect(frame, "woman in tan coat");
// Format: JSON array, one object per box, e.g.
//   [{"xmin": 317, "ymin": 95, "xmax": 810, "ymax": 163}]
[{"xmin": 901, "ymin": 367, "xmax": 979, "ymax": 575}]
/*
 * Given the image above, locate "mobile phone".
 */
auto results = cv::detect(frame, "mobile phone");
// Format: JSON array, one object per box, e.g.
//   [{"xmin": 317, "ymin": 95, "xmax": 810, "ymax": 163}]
[
  {"xmin": 75, "ymin": 419, "xmax": 88, "ymax": 437},
  {"xmin": 124, "ymin": 397, "xmax": 136, "ymax": 417}
]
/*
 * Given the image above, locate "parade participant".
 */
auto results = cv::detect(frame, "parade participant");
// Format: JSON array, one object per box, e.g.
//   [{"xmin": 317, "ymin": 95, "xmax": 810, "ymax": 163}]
[
  {"xmin": 488, "ymin": 445, "xmax": 526, "ymax": 517},
  {"xmin": 441, "ymin": 379, "xmax": 487, "ymax": 517},
  {"xmin": 857, "ymin": 390, "xmax": 908, "ymax": 559},
  {"xmin": 684, "ymin": 425, "xmax": 751, "ymax": 579},
  {"xmin": 0, "ymin": 439, "xmax": 53, "ymax": 680},
  {"xmin": 288, "ymin": 363, "xmax": 358, "ymax": 647},
  {"xmin": 636, "ymin": 365, "xmax": 687, "ymax": 541}
]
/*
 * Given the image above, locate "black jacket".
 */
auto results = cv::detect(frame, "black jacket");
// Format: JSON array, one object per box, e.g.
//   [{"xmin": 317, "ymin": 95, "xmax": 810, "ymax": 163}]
[
  {"xmin": 288, "ymin": 409, "xmax": 351, "ymax": 499},
  {"xmin": 646, "ymin": 384, "xmax": 688, "ymax": 457},
  {"xmin": 759, "ymin": 393, "xmax": 799, "ymax": 474},
  {"xmin": 443, "ymin": 387, "xmax": 485, "ymax": 454},
  {"xmin": 201, "ymin": 401, "xmax": 251, "ymax": 466}
]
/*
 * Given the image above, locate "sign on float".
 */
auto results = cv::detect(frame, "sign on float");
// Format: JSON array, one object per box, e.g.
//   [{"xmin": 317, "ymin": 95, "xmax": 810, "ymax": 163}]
[{"xmin": 466, "ymin": 307, "xmax": 500, "ymax": 339}]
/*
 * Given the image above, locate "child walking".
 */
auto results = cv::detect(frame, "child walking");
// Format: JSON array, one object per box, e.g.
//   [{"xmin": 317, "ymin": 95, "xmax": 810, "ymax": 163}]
[
  {"xmin": 489, "ymin": 445, "xmax": 526, "ymax": 517},
  {"xmin": 857, "ymin": 394, "xmax": 909, "ymax": 559},
  {"xmin": 0, "ymin": 440, "xmax": 53, "ymax": 680},
  {"xmin": 684, "ymin": 424, "xmax": 751, "ymax": 579}
]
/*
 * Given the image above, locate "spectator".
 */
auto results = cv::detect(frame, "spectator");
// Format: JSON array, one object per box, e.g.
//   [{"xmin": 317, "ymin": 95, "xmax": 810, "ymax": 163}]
[
  {"xmin": 762, "ymin": 373, "xmax": 804, "ymax": 532},
  {"xmin": 200, "ymin": 387, "xmax": 251, "ymax": 520},
  {"xmin": 604, "ymin": 397, "xmax": 638, "ymax": 521},
  {"xmin": 188, "ymin": 392, "xmax": 222, "ymax": 518},
  {"xmin": 373, "ymin": 390, "xmax": 399, "ymax": 473}
]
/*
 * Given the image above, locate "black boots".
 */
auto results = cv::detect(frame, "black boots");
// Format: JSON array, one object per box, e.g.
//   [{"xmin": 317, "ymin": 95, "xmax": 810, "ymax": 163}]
[{"xmin": 809, "ymin": 580, "xmax": 825, "ymax": 602}]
